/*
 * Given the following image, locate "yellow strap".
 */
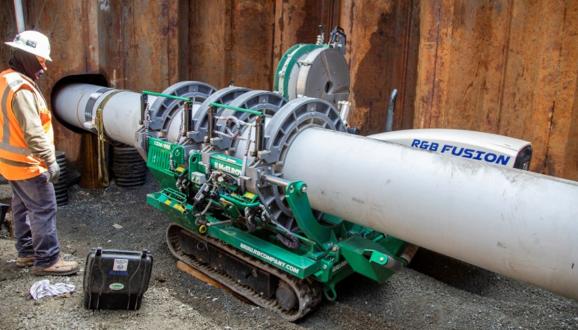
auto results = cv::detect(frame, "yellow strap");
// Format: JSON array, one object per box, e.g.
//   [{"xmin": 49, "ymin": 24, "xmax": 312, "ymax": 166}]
[
  {"xmin": 0, "ymin": 156, "xmax": 36, "ymax": 168},
  {"xmin": 94, "ymin": 91, "xmax": 122, "ymax": 187}
]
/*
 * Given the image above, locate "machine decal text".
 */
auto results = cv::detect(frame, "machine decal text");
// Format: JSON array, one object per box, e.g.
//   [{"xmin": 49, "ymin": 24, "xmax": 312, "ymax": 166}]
[{"xmin": 410, "ymin": 139, "xmax": 511, "ymax": 166}]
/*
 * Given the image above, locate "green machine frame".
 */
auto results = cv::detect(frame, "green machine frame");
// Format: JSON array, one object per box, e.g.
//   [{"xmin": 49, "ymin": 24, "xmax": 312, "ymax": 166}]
[{"xmin": 144, "ymin": 95, "xmax": 409, "ymax": 300}]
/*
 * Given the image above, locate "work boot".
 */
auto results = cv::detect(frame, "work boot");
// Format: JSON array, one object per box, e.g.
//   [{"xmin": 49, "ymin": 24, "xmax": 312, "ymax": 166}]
[
  {"xmin": 32, "ymin": 258, "xmax": 79, "ymax": 276},
  {"xmin": 15, "ymin": 255, "xmax": 34, "ymax": 268}
]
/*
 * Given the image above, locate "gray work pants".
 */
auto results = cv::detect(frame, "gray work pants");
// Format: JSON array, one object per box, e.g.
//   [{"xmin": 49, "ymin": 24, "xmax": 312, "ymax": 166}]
[{"xmin": 10, "ymin": 172, "xmax": 60, "ymax": 267}]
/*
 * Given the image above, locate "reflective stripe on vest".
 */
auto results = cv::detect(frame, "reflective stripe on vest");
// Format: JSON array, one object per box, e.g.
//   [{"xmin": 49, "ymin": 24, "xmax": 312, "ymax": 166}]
[
  {"xmin": 0, "ymin": 69, "xmax": 52, "ymax": 180},
  {"xmin": 0, "ymin": 78, "xmax": 32, "ymax": 155},
  {"xmin": 0, "ymin": 156, "xmax": 37, "ymax": 167}
]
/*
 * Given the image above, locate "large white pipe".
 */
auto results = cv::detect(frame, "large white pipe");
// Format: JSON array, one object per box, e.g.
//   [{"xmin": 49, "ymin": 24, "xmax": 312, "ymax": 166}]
[
  {"xmin": 53, "ymin": 84, "xmax": 153, "ymax": 147},
  {"xmin": 54, "ymin": 83, "xmax": 204, "ymax": 146},
  {"xmin": 283, "ymin": 128, "xmax": 578, "ymax": 299},
  {"xmin": 54, "ymin": 84, "xmax": 578, "ymax": 299}
]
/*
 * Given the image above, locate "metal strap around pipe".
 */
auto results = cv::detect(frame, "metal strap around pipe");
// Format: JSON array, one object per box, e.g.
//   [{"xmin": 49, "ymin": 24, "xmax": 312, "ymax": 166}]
[{"xmin": 85, "ymin": 88, "xmax": 112, "ymax": 129}]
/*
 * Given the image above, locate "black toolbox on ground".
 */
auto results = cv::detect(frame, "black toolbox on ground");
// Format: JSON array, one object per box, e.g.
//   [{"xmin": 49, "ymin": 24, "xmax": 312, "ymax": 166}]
[{"xmin": 83, "ymin": 248, "xmax": 153, "ymax": 310}]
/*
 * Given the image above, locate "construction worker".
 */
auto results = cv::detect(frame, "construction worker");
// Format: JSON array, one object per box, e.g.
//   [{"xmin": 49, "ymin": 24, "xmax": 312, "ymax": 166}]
[{"xmin": 1, "ymin": 31, "xmax": 78, "ymax": 275}]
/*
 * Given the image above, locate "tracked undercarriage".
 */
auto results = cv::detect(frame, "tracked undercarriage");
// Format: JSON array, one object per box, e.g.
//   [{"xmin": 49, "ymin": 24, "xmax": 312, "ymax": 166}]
[{"xmin": 167, "ymin": 224, "xmax": 322, "ymax": 321}]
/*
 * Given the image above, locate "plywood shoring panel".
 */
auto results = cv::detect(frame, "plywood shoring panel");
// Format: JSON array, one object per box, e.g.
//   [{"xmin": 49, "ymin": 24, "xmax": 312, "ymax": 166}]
[
  {"xmin": 6, "ymin": 1, "xmax": 577, "ymax": 180},
  {"xmin": 414, "ymin": 1, "xmax": 578, "ymax": 179}
]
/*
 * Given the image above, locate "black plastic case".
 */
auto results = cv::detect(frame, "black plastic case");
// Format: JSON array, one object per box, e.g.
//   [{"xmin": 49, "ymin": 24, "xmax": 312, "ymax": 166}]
[{"xmin": 83, "ymin": 248, "xmax": 153, "ymax": 310}]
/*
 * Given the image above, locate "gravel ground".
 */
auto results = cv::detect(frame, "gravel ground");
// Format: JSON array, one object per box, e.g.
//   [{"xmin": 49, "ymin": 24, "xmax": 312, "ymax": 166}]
[{"xmin": 1, "ymin": 177, "xmax": 577, "ymax": 329}]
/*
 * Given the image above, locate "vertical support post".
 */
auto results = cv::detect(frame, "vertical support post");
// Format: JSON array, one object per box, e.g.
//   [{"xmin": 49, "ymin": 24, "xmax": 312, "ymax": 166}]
[
  {"xmin": 206, "ymin": 106, "xmax": 214, "ymax": 144},
  {"xmin": 79, "ymin": 133, "xmax": 104, "ymax": 189},
  {"xmin": 253, "ymin": 115, "xmax": 264, "ymax": 158},
  {"xmin": 183, "ymin": 101, "xmax": 191, "ymax": 137},
  {"xmin": 140, "ymin": 93, "xmax": 148, "ymax": 126},
  {"xmin": 385, "ymin": 89, "xmax": 398, "ymax": 132},
  {"xmin": 13, "ymin": 0, "xmax": 25, "ymax": 33}
]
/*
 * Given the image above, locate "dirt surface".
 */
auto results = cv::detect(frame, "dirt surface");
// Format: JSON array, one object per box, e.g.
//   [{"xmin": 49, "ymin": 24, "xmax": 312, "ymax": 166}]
[{"xmin": 1, "ymin": 178, "xmax": 577, "ymax": 329}]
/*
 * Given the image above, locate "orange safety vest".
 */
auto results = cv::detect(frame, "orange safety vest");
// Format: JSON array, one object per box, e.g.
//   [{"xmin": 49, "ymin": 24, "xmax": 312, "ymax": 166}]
[{"xmin": 0, "ymin": 69, "xmax": 53, "ymax": 181}]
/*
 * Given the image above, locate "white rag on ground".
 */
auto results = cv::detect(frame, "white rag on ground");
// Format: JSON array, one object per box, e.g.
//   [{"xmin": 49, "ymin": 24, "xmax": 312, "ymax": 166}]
[{"xmin": 30, "ymin": 279, "xmax": 75, "ymax": 300}]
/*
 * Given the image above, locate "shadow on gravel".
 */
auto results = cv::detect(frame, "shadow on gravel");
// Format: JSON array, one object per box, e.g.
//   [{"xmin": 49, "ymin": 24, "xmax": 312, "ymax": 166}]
[{"xmin": 409, "ymin": 248, "xmax": 498, "ymax": 296}]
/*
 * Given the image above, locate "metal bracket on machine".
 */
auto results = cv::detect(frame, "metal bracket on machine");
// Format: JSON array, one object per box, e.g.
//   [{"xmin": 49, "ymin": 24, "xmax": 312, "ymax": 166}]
[
  {"xmin": 189, "ymin": 86, "xmax": 250, "ymax": 145},
  {"xmin": 284, "ymin": 181, "xmax": 341, "ymax": 246},
  {"xmin": 213, "ymin": 90, "xmax": 287, "ymax": 152},
  {"xmin": 329, "ymin": 26, "xmax": 347, "ymax": 54},
  {"xmin": 147, "ymin": 81, "xmax": 216, "ymax": 134}
]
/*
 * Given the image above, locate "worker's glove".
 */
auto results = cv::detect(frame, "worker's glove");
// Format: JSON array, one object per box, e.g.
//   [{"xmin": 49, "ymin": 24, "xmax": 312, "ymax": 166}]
[{"xmin": 46, "ymin": 161, "xmax": 60, "ymax": 183}]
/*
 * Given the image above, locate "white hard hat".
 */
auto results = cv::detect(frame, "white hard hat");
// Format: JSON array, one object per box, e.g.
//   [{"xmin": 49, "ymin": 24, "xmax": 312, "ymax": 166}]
[{"xmin": 5, "ymin": 30, "xmax": 52, "ymax": 61}]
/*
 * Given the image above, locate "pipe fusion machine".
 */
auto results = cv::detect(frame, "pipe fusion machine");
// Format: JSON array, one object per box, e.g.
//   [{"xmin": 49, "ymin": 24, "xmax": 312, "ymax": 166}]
[{"xmin": 54, "ymin": 28, "xmax": 578, "ymax": 320}]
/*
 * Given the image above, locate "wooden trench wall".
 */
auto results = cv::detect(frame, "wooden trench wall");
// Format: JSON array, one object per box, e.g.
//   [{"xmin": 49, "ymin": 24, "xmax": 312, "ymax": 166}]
[{"xmin": 0, "ymin": 0, "xmax": 577, "ymax": 180}]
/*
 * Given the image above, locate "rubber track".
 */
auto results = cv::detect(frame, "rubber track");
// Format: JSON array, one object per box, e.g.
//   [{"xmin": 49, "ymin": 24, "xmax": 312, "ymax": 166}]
[{"xmin": 166, "ymin": 224, "xmax": 322, "ymax": 321}]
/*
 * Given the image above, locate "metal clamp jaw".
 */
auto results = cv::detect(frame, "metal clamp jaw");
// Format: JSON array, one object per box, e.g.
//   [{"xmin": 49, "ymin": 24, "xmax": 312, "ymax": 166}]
[
  {"xmin": 142, "ymin": 90, "xmax": 194, "ymax": 135},
  {"xmin": 207, "ymin": 102, "xmax": 265, "ymax": 160}
]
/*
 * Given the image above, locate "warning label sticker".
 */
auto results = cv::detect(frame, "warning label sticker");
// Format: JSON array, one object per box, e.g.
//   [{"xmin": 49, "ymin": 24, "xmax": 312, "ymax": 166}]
[{"xmin": 113, "ymin": 258, "xmax": 129, "ymax": 272}]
